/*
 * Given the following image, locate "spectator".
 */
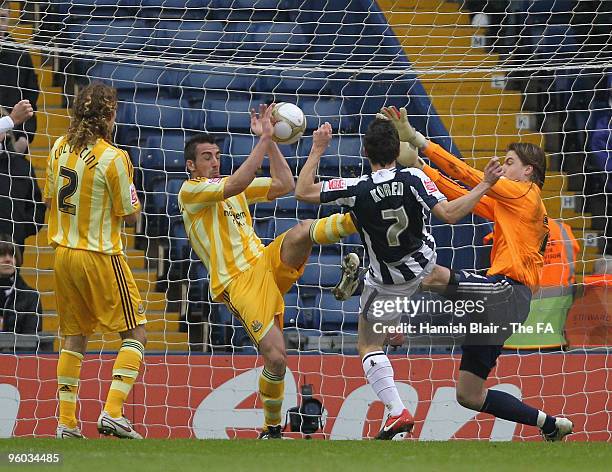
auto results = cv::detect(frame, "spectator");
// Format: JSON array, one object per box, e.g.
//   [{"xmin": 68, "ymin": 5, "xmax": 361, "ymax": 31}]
[
  {"xmin": 0, "ymin": 0, "xmax": 39, "ymax": 154},
  {"xmin": 0, "ymin": 236, "xmax": 41, "ymax": 334},
  {"xmin": 0, "ymin": 107, "xmax": 46, "ymax": 255},
  {"xmin": 0, "ymin": 99, "xmax": 33, "ymax": 135}
]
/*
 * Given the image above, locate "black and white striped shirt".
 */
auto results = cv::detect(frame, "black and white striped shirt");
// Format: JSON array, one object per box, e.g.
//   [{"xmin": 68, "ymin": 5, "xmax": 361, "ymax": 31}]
[{"xmin": 320, "ymin": 166, "xmax": 446, "ymax": 286}]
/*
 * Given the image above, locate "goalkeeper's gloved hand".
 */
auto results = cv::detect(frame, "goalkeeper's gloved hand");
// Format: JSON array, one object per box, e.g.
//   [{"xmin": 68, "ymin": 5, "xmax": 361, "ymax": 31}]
[{"xmin": 379, "ymin": 106, "xmax": 427, "ymax": 149}]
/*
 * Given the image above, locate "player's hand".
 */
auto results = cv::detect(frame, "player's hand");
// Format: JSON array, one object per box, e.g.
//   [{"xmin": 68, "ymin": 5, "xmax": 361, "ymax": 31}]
[
  {"xmin": 9, "ymin": 100, "xmax": 34, "ymax": 126},
  {"xmin": 312, "ymin": 122, "xmax": 332, "ymax": 154},
  {"xmin": 483, "ymin": 156, "xmax": 504, "ymax": 186},
  {"xmin": 259, "ymin": 103, "xmax": 275, "ymax": 139},
  {"xmin": 380, "ymin": 106, "xmax": 427, "ymax": 149},
  {"xmin": 251, "ymin": 103, "xmax": 275, "ymax": 137}
]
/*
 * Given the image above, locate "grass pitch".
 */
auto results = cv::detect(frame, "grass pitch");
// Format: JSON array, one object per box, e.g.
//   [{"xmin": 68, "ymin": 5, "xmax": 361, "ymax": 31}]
[{"xmin": 1, "ymin": 439, "xmax": 610, "ymax": 472}]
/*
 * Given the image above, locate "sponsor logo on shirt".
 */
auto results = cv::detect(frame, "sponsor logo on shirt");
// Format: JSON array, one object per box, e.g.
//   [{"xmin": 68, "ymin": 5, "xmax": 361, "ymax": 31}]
[
  {"xmin": 327, "ymin": 179, "xmax": 346, "ymax": 191},
  {"xmin": 208, "ymin": 177, "xmax": 222, "ymax": 184},
  {"xmin": 424, "ymin": 179, "xmax": 438, "ymax": 195},
  {"xmin": 130, "ymin": 184, "xmax": 139, "ymax": 207}
]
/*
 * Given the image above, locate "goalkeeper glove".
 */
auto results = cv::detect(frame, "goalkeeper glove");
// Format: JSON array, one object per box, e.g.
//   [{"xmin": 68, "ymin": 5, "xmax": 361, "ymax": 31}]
[{"xmin": 379, "ymin": 106, "xmax": 427, "ymax": 149}]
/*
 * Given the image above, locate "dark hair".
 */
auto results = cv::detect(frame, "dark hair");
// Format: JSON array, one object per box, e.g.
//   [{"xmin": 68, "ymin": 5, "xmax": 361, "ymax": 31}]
[
  {"xmin": 184, "ymin": 133, "xmax": 219, "ymax": 169},
  {"xmin": 0, "ymin": 235, "xmax": 22, "ymax": 267},
  {"xmin": 507, "ymin": 142, "xmax": 546, "ymax": 188},
  {"xmin": 67, "ymin": 83, "xmax": 117, "ymax": 151},
  {"xmin": 364, "ymin": 119, "xmax": 400, "ymax": 167}
]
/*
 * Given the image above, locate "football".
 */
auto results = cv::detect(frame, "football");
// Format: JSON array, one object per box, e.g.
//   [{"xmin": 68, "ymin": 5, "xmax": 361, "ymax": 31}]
[{"xmin": 271, "ymin": 102, "xmax": 306, "ymax": 144}]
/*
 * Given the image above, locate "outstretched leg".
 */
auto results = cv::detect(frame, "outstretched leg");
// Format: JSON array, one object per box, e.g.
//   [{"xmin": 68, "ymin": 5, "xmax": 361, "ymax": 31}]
[{"xmin": 456, "ymin": 365, "xmax": 573, "ymax": 441}]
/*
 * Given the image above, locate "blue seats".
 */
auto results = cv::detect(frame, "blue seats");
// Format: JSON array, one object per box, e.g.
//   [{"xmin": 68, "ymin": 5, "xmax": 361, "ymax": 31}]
[
  {"xmin": 165, "ymin": 178, "xmax": 184, "ymax": 217},
  {"xmin": 140, "ymin": 0, "xmax": 212, "ymax": 16},
  {"xmin": 276, "ymin": 197, "xmax": 318, "ymax": 218},
  {"xmin": 252, "ymin": 200, "xmax": 276, "ymax": 218},
  {"xmin": 300, "ymin": 254, "xmax": 343, "ymax": 289},
  {"xmin": 225, "ymin": 22, "xmax": 308, "ymax": 58},
  {"xmin": 530, "ymin": 25, "xmax": 578, "ymax": 63},
  {"xmin": 219, "ymin": 134, "xmax": 257, "ymax": 174},
  {"xmin": 56, "ymin": 0, "xmax": 137, "ymax": 17},
  {"xmin": 64, "ymin": 19, "xmax": 151, "ymax": 54},
  {"xmin": 209, "ymin": 0, "xmax": 299, "ymax": 21},
  {"xmin": 270, "ymin": 217, "xmax": 298, "ymax": 238},
  {"xmin": 121, "ymin": 98, "xmax": 201, "ymax": 145},
  {"xmin": 153, "ymin": 20, "xmax": 229, "ymax": 57},
  {"xmin": 253, "ymin": 218, "xmax": 274, "ymax": 245},
  {"xmin": 169, "ymin": 220, "xmax": 189, "ymax": 262},
  {"xmin": 296, "ymin": 135, "xmax": 367, "ymax": 178},
  {"xmin": 197, "ymin": 97, "xmax": 255, "ymax": 132},
  {"xmin": 258, "ymin": 69, "xmax": 330, "ymax": 95},
  {"xmin": 312, "ymin": 292, "xmax": 360, "ymax": 333},
  {"xmin": 86, "ymin": 61, "xmax": 179, "ymax": 99},
  {"xmin": 262, "ymin": 97, "xmax": 353, "ymax": 132},
  {"xmin": 182, "ymin": 65, "xmax": 257, "ymax": 103},
  {"xmin": 139, "ymin": 133, "xmax": 187, "ymax": 173}
]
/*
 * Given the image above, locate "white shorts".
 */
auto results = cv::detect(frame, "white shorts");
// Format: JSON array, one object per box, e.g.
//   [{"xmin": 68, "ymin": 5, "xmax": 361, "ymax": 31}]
[{"xmin": 360, "ymin": 260, "xmax": 435, "ymax": 322}]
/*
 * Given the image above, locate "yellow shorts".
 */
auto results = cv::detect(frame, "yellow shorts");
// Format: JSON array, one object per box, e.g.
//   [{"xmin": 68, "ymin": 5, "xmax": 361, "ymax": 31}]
[
  {"xmin": 54, "ymin": 246, "xmax": 146, "ymax": 336},
  {"xmin": 221, "ymin": 231, "xmax": 304, "ymax": 347}
]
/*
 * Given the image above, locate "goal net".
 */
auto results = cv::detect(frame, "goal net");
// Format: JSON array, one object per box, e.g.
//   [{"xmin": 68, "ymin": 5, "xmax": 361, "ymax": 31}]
[{"xmin": 0, "ymin": 0, "xmax": 610, "ymax": 440}]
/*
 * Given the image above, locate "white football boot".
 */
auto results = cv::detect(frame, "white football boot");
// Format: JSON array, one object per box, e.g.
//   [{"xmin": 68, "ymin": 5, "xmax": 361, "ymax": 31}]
[{"xmin": 97, "ymin": 411, "xmax": 143, "ymax": 439}]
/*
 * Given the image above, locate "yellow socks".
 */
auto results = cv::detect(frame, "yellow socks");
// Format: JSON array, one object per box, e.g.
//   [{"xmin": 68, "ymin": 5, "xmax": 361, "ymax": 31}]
[
  {"xmin": 57, "ymin": 349, "xmax": 83, "ymax": 429},
  {"xmin": 259, "ymin": 367, "xmax": 285, "ymax": 428},
  {"xmin": 104, "ymin": 339, "xmax": 144, "ymax": 418},
  {"xmin": 309, "ymin": 212, "xmax": 357, "ymax": 245}
]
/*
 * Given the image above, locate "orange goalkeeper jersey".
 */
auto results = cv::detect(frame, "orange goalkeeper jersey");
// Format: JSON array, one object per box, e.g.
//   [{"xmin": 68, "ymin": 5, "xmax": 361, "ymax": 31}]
[{"xmin": 421, "ymin": 142, "xmax": 549, "ymax": 290}]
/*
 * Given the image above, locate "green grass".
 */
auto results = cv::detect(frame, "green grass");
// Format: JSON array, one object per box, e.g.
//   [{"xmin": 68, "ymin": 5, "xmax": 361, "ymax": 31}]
[{"xmin": 1, "ymin": 439, "xmax": 610, "ymax": 472}]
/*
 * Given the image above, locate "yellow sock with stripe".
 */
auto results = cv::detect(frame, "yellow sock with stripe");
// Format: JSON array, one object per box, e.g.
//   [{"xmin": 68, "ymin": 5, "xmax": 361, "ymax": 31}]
[
  {"xmin": 57, "ymin": 349, "xmax": 83, "ymax": 429},
  {"xmin": 104, "ymin": 339, "xmax": 144, "ymax": 418},
  {"xmin": 258, "ymin": 367, "xmax": 285, "ymax": 428},
  {"xmin": 309, "ymin": 212, "xmax": 357, "ymax": 245}
]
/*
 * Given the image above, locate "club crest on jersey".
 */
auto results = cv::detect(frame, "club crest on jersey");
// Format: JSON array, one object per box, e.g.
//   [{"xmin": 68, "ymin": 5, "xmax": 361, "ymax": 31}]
[
  {"xmin": 424, "ymin": 179, "xmax": 438, "ymax": 194},
  {"xmin": 327, "ymin": 179, "xmax": 346, "ymax": 191},
  {"xmin": 251, "ymin": 320, "xmax": 263, "ymax": 333}
]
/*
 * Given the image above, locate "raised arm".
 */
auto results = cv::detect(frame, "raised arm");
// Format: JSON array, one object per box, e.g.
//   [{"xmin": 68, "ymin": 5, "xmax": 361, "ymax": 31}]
[
  {"xmin": 430, "ymin": 157, "xmax": 502, "ymax": 223},
  {"xmin": 423, "ymin": 165, "xmax": 496, "ymax": 221},
  {"xmin": 294, "ymin": 122, "xmax": 332, "ymax": 203},
  {"xmin": 381, "ymin": 106, "xmax": 534, "ymax": 202},
  {"xmin": 223, "ymin": 103, "xmax": 274, "ymax": 199},
  {"xmin": 249, "ymin": 106, "xmax": 294, "ymax": 199}
]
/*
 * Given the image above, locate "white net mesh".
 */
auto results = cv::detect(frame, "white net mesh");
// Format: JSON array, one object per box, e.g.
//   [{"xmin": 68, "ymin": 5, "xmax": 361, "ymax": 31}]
[{"xmin": 0, "ymin": 0, "xmax": 610, "ymax": 440}]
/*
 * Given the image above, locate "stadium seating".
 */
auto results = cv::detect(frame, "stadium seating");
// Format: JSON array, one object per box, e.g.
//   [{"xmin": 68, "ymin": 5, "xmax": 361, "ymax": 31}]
[
  {"xmin": 85, "ymin": 61, "xmax": 179, "ymax": 100},
  {"xmin": 312, "ymin": 292, "xmax": 360, "ymax": 333},
  {"xmin": 224, "ymin": 22, "xmax": 309, "ymax": 60},
  {"xmin": 299, "ymin": 254, "xmax": 343, "ymax": 294},
  {"xmin": 152, "ymin": 20, "xmax": 231, "ymax": 58},
  {"xmin": 54, "ymin": 0, "xmax": 138, "ymax": 18},
  {"xmin": 208, "ymin": 0, "xmax": 299, "ymax": 21},
  {"xmin": 257, "ymin": 69, "xmax": 331, "ymax": 96},
  {"xmin": 63, "ymin": 19, "xmax": 151, "ymax": 54},
  {"xmin": 181, "ymin": 65, "xmax": 258, "ymax": 102}
]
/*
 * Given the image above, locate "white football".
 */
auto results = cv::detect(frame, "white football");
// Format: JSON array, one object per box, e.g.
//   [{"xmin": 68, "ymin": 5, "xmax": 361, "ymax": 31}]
[{"xmin": 271, "ymin": 102, "xmax": 306, "ymax": 144}]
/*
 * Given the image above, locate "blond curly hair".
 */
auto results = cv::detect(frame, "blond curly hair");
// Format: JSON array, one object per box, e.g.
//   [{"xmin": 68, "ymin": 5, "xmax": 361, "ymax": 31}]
[{"xmin": 66, "ymin": 83, "xmax": 117, "ymax": 151}]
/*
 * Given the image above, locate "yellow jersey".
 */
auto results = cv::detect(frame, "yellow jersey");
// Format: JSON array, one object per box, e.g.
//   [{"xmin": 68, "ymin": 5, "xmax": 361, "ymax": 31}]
[
  {"xmin": 179, "ymin": 176, "xmax": 273, "ymax": 299},
  {"xmin": 44, "ymin": 136, "xmax": 140, "ymax": 254}
]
